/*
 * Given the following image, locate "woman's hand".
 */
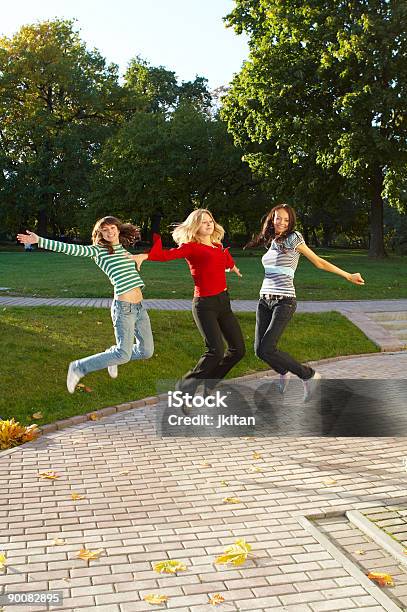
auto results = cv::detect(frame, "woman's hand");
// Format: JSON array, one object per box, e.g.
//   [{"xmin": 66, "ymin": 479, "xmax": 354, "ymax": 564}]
[
  {"xmin": 16, "ymin": 230, "xmax": 39, "ymax": 244},
  {"xmin": 126, "ymin": 252, "xmax": 148, "ymax": 271},
  {"xmin": 231, "ymin": 265, "xmax": 242, "ymax": 278},
  {"xmin": 348, "ymin": 272, "xmax": 365, "ymax": 285}
]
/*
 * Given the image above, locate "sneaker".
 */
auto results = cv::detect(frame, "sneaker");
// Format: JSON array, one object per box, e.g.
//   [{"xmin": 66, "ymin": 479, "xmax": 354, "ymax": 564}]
[
  {"xmin": 303, "ymin": 372, "xmax": 322, "ymax": 403},
  {"xmin": 278, "ymin": 372, "xmax": 291, "ymax": 394},
  {"xmin": 66, "ymin": 362, "xmax": 82, "ymax": 394},
  {"xmin": 108, "ymin": 365, "xmax": 118, "ymax": 379}
]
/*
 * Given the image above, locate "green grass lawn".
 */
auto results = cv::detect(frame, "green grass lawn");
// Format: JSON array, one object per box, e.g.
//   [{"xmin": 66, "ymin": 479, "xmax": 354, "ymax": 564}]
[
  {"xmin": 1, "ymin": 248, "xmax": 406, "ymax": 300},
  {"xmin": 0, "ymin": 307, "xmax": 377, "ymax": 425}
]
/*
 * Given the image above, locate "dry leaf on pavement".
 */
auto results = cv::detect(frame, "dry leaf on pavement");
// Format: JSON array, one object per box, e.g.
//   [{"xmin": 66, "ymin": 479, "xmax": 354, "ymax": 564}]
[
  {"xmin": 323, "ymin": 478, "xmax": 337, "ymax": 486},
  {"xmin": 71, "ymin": 492, "xmax": 85, "ymax": 501},
  {"xmin": 32, "ymin": 412, "xmax": 43, "ymax": 419},
  {"xmin": 76, "ymin": 547, "xmax": 104, "ymax": 562},
  {"xmin": 0, "ymin": 552, "xmax": 7, "ymax": 569},
  {"xmin": 367, "ymin": 571, "xmax": 394, "ymax": 587},
  {"xmin": 153, "ymin": 560, "xmax": 187, "ymax": 574},
  {"xmin": 252, "ymin": 452, "xmax": 262, "ymax": 460},
  {"xmin": 215, "ymin": 539, "xmax": 252, "ymax": 567},
  {"xmin": 223, "ymin": 497, "xmax": 241, "ymax": 504},
  {"xmin": 143, "ymin": 593, "xmax": 169, "ymax": 604},
  {"xmin": 51, "ymin": 538, "xmax": 66, "ymax": 546},
  {"xmin": 209, "ymin": 593, "xmax": 225, "ymax": 605},
  {"xmin": 88, "ymin": 412, "xmax": 99, "ymax": 421},
  {"xmin": 38, "ymin": 471, "xmax": 59, "ymax": 479}
]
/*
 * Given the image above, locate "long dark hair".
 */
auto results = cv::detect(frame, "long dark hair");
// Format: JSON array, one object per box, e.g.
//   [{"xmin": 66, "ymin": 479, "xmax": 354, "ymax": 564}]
[
  {"xmin": 92, "ymin": 216, "xmax": 140, "ymax": 254},
  {"xmin": 245, "ymin": 204, "xmax": 297, "ymax": 248}
]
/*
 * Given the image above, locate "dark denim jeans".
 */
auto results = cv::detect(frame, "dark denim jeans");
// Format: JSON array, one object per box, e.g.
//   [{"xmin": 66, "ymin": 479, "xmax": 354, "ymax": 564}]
[
  {"xmin": 255, "ymin": 296, "xmax": 314, "ymax": 380},
  {"xmin": 180, "ymin": 291, "xmax": 245, "ymax": 391}
]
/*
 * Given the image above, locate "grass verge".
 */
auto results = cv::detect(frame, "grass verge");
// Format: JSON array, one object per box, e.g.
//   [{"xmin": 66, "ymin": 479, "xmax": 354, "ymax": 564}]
[
  {"xmin": 1, "ymin": 248, "xmax": 407, "ymax": 300},
  {"xmin": 0, "ymin": 307, "xmax": 378, "ymax": 425}
]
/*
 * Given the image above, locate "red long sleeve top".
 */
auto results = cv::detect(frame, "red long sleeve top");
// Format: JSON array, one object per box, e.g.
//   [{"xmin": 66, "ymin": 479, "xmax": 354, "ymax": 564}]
[{"xmin": 147, "ymin": 235, "xmax": 235, "ymax": 297}]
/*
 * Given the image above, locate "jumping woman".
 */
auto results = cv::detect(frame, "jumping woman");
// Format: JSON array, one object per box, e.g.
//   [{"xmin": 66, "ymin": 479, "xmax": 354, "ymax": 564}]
[
  {"xmin": 248, "ymin": 204, "xmax": 364, "ymax": 402},
  {"xmin": 131, "ymin": 209, "xmax": 245, "ymax": 394},
  {"xmin": 17, "ymin": 216, "xmax": 154, "ymax": 393}
]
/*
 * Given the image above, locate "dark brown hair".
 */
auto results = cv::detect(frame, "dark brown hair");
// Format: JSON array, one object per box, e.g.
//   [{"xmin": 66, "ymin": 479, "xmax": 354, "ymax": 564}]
[
  {"xmin": 92, "ymin": 216, "xmax": 140, "ymax": 254},
  {"xmin": 245, "ymin": 204, "xmax": 297, "ymax": 248}
]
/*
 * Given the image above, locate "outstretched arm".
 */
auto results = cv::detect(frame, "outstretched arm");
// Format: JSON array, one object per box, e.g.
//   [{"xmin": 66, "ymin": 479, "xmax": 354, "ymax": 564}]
[
  {"xmin": 17, "ymin": 231, "xmax": 99, "ymax": 258},
  {"xmin": 127, "ymin": 235, "xmax": 192, "ymax": 267},
  {"xmin": 296, "ymin": 243, "xmax": 365, "ymax": 285},
  {"xmin": 17, "ymin": 230, "xmax": 39, "ymax": 245}
]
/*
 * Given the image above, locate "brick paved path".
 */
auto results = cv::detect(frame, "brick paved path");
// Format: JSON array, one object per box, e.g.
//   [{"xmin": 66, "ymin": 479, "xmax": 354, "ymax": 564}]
[
  {"xmin": 1, "ymin": 352, "xmax": 407, "ymax": 611},
  {"xmin": 1, "ymin": 296, "xmax": 407, "ymax": 313}
]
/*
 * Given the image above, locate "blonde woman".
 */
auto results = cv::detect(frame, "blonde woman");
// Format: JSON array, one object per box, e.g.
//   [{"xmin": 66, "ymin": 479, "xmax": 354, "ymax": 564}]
[
  {"xmin": 131, "ymin": 209, "xmax": 245, "ymax": 394},
  {"xmin": 17, "ymin": 216, "xmax": 154, "ymax": 393}
]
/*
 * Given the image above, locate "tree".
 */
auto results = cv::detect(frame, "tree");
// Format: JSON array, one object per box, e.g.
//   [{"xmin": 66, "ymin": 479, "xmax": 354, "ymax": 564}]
[
  {"xmin": 222, "ymin": 0, "xmax": 407, "ymax": 257},
  {"xmin": 91, "ymin": 99, "xmax": 262, "ymax": 238},
  {"xmin": 123, "ymin": 57, "xmax": 212, "ymax": 116},
  {"xmin": 0, "ymin": 19, "xmax": 120, "ymax": 235}
]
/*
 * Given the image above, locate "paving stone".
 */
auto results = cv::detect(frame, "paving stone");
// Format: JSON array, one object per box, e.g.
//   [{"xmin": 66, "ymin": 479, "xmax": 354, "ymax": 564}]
[{"xmin": 3, "ymin": 348, "xmax": 407, "ymax": 611}]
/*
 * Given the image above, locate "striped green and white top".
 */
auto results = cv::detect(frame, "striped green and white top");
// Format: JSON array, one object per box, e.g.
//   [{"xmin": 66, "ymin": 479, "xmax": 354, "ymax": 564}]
[{"xmin": 38, "ymin": 237, "xmax": 144, "ymax": 297}]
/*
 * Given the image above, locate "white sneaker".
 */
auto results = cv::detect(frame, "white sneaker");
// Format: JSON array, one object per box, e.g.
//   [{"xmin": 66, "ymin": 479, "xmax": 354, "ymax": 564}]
[
  {"xmin": 303, "ymin": 372, "xmax": 322, "ymax": 403},
  {"xmin": 67, "ymin": 362, "xmax": 82, "ymax": 394},
  {"xmin": 278, "ymin": 372, "xmax": 291, "ymax": 394},
  {"xmin": 108, "ymin": 365, "xmax": 118, "ymax": 379}
]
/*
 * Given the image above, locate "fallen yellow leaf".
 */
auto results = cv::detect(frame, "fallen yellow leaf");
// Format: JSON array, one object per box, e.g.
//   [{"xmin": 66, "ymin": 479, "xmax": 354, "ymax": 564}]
[
  {"xmin": 367, "ymin": 571, "xmax": 394, "ymax": 587},
  {"xmin": 249, "ymin": 466, "xmax": 262, "ymax": 472},
  {"xmin": 209, "ymin": 593, "xmax": 225, "ymax": 605},
  {"xmin": 119, "ymin": 470, "xmax": 130, "ymax": 475},
  {"xmin": 215, "ymin": 539, "xmax": 252, "ymax": 567},
  {"xmin": 323, "ymin": 478, "xmax": 337, "ymax": 486},
  {"xmin": 220, "ymin": 481, "xmax": 229, "ymax": 487},
  {"xmin": 71, "ymin": 492, "xmax": 85, "ymax": 501},
  {"xmin": 223, "ymin": 497, "xmax": 241, "ymax": 504},
  {"xmin": 143, "ymin": 593, "xmax": 169, "ymax": 604},
  {"xmin": 252, "ymin": 452, "xmax": 262, "ymax": 460},
  {"xmin": 32, "ymin": 412, "xmax": 43, "ymax": 420},
  {"xmin": 200, "ymin": 462, "xmax": 211, "ymax": 467},
  {"xmin": 0, "ymin": 551, "xmax": 7, "ymax": 569},
  {"xmin": 76, "ymin": 548, "xmax": 103, "ymax": 562},
  {"xmin": 153, "ymin": 560, "xmax": 187, "ymax": 574},
  {"xmin": 88, "ymin": 412, "xmax": 99, "ymax": 421},
  {"xmin": 354, "ymin": 549, "xmax": 366, "ymax": 555},
  {"xmin": 38, "ymin": 471, "xmax": 59, "ymax": 479},
  {"xmin": 51, "ymin": 538, "xmax": 66, "ymax": 546}
]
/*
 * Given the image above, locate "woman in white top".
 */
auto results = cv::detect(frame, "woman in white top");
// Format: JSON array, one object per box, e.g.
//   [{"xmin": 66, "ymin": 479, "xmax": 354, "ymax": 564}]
[{"xmin": 248, "ymin": 204, "xmax": 364, "ymax": 402}]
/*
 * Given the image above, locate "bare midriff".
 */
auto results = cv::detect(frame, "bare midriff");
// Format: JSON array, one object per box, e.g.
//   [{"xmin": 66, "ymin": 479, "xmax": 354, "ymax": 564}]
[{"xmin": 117, "ymin": 287, "xmax": 143, "ymax": 303}]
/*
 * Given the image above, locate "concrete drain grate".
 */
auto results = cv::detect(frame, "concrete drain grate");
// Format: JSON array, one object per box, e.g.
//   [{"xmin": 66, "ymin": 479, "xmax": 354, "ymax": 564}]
[{"xmin": 300, "ymin": 510, "xmax": 407, "ymax": 611}]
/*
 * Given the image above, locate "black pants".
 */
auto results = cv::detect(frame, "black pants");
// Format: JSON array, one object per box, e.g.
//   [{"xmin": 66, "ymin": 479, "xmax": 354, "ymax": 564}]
[
  {"xmin": 254, "ymin": 296, "xmax": 314, "ymax": 380},
  {"xmin": 180, "ymin": 291, "xmax": 245, "ymax": 391}
]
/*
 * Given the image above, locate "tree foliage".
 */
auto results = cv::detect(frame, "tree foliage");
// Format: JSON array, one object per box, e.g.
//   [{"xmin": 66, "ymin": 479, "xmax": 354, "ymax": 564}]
[
  {"xmin": 222, "ymin": 0, "xmax": 407, "ymax": 256},
  {"xmin": 0, "ymin": 19, "xmax": 120, "ymax": 234}
]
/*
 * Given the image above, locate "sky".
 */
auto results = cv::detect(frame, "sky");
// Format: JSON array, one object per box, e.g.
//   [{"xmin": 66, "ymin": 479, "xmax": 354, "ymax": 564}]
[{"xmin": 1, "ymin": 0, "xmax": 249, "ymax": 89}]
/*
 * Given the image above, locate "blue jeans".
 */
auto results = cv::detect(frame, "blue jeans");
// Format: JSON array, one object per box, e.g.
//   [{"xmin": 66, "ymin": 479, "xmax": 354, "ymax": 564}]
[
  {"xmin": 254, "ymin": 296, "xmax": 314, "ymax": 380},
  {"xmin": 74, "ymin": 300, "xmax": 154, "ymax": 376}
]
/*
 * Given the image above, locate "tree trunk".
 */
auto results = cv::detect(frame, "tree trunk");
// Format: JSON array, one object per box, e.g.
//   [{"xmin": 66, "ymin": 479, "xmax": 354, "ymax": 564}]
[
  {"xmin": 368, "ymin": 167, "xmax": 386, "ymax": 258},
  {"xmin": 322, "ymin": 226, "xmax": 333, "ymax": 248},
  {"xmin": 37, "ymin": 208, "xmax": 48, "ymax": 236}
]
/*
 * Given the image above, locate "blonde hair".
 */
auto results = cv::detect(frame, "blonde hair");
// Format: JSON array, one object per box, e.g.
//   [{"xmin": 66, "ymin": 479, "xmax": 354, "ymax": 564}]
[{"xmin": 172, "ymin": 209, "xmax": 224, "ymax": 245}]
